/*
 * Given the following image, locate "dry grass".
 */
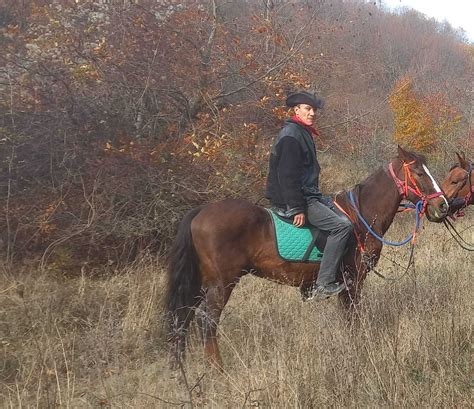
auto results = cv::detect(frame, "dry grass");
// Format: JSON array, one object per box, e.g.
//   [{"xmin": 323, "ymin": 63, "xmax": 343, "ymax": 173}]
[{"xmin": 1, "ymin": 219, "xmax": 472, "ymax": 408}]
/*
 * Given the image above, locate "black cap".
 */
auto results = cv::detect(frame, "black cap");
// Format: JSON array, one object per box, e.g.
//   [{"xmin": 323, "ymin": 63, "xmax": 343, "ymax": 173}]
[{"xmin": 285, "ymin": 91, "xmax": 324, "ymax": 110}]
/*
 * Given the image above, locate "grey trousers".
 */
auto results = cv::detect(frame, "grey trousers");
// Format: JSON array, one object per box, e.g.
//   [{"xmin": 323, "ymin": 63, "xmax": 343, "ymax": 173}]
[{"xmin": 306, "ymin": 199, "xmax": 353, "ymax": 285}]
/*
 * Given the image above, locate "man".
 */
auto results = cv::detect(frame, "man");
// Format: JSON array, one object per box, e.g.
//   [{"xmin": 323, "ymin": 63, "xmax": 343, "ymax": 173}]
[{"xmin": 266, "ymin": 90, "xmax": 352, "ymax": 298}]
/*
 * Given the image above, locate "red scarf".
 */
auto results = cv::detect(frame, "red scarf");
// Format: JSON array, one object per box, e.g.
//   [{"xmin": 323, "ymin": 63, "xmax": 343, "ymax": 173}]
[{"xmin": 291, "ymin": 115, "xmax": 320, "ymax": 137}]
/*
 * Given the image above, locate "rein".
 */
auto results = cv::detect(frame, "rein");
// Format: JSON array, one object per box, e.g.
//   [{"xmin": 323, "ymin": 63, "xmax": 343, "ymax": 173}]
[
  {"xmin": 335, "ymin": 189, "xmax": 419, "ymax": 281},
  {"xmin": 335, "ymin": 160, "xmax": 441, "ymax": 281},
  {"xmin": 348, "ymin": 190, "xmax": 424, "ymax": 246},
  {"xmin": 443, "ymin": 218, "xmax": 474, "ymax": 251},
  {"xmin": 369, "ymin": 246, "xmax": 416, "ymax": 281},
  {"xmin": 347, "ymin": 160, "xmax": 438, "ymax": 247}
]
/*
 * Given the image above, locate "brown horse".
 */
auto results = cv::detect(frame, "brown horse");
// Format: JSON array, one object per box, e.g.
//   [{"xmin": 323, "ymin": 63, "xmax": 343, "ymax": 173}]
[
  {"xmin": 166, "ymin": 146, "xmax": 449, "ymax": 368},
  {"xmin": 441, "ymin": 152, "xmax": 473, "ymax": 215}
]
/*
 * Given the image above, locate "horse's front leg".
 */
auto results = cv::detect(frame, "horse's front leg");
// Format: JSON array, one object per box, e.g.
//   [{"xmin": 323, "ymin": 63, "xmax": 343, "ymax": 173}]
[
  {"xmin": 338, "ymin": 276, "xmax": 365, "ymax": 330},
  {"xmin": 339, "ymin": 246, "xmax": 380, "ymax": 317},
  {"xmin": 338, "ymin": 258, "xmax": 368, "ymax": 317},
  {"xmin": 338, "ymin": 280, "xmax": 362, "ymax": 313}
]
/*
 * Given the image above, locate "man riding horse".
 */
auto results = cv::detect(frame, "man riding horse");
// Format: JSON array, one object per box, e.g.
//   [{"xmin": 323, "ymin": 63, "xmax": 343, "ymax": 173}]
[{"xmin": 266, "ymin": 91, "xmax": 352, "ymax": 299}]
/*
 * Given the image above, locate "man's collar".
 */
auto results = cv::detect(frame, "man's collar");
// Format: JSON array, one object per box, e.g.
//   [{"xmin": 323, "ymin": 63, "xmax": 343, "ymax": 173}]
[{"xmin": 290, "ymin": 115, "xmax": 320, "ymax": 137}]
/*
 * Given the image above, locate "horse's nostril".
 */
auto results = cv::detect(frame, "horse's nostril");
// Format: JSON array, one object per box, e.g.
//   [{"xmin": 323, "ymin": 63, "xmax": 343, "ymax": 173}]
[{"xmin": 440, "ymin": 202, "xmax": 448, "ymax": 213}]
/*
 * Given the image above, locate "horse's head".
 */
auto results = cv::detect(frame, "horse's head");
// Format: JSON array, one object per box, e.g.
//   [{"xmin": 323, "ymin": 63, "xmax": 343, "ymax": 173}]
[
  {"xmin": 441, "ymin": 152, "xmax": 473, "ymax": 204},
  {"xmin": 390, "ymin": 146, "xmax": 449, "ymax": 222}
]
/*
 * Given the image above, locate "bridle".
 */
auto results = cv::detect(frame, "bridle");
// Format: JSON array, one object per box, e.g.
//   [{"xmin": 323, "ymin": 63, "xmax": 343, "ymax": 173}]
[
  {"xmin": 388, "ymin": 160, "xmax": 444, "ymax": 214},
  {"xmin": 443, "ymin": 162, "xmax": 474, "ymax": 251},
  {"xmin": 449, "ymin": 162, "xmax": 474, "ymax": 218}
]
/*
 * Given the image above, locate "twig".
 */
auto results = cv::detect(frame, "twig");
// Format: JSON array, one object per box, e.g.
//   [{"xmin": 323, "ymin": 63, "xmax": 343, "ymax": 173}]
[
  {"xmin": 177, "ymin": 356, "xmax": 194, "ymax": 409},
  {"xmin": 213, "ymin": 5, "xmax": 319, "ymax": 102}
]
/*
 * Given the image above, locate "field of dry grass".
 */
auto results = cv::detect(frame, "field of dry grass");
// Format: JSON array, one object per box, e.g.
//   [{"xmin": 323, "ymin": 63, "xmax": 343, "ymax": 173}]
[{"xmin": 1, "ymin": 217, "xmax": 472, "ymax": 408}]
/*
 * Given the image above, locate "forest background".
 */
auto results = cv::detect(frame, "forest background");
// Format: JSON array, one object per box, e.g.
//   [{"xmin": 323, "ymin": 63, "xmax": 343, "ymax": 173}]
[
  {"xmin": 0, "ymin": 1, "xmax": 472, "ymax": 407},
  {"xmin": 1, "ymin": 0, "xmax": 472, "ymax": 268}
]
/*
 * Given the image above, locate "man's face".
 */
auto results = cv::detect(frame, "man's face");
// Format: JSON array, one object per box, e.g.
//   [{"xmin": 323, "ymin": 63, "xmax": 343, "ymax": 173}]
[{"xmin": 294, "ymin": 104, "xmax": 316, "ymax": 126}]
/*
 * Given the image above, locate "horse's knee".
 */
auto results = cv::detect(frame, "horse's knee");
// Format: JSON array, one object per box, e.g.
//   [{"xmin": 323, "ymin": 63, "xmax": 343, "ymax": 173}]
[
  {"xmin": 196, "ymin": 304, "xmax": 218, "ymax": 341},
  {"xmin": 204, "ymin": 338, "xmax": 223, "ymax": 370}
]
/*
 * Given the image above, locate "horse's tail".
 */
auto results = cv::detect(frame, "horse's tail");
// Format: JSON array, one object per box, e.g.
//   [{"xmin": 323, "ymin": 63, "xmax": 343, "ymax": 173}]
[{"xmin": 166, "ymin": 206, "xmax": 203, "ymax": 342}]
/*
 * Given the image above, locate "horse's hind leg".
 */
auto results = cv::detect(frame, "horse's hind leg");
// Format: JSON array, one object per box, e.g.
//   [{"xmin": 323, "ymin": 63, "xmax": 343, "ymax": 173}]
[
  {"xmin": 196, "ymin": 282, "xmax": 234, "ymax": 370},
  {"xmin": 168, "ymin": 297, "xmax": 202, "ymax": 369}
]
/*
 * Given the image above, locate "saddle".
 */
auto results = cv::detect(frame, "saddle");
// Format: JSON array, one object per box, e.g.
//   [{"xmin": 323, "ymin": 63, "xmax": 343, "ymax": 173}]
[
  {"xmin": 268, "ymin": 203, "xmax": 355, "ymax": 301},
  {"xmin": 267, "ymin": 208, "xmax": 327, "ymax": 263}
]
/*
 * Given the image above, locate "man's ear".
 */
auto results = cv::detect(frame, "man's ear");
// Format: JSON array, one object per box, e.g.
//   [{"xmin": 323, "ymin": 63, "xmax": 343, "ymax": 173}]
[{"xmin": 456, "ymin": 151, "xmax": 468, "ymax": 170}]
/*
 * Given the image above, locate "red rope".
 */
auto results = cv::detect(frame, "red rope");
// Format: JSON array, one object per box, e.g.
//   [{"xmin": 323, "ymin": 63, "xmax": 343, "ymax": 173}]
[{"xmin": 333, "ymin": 198, "xmax": 366, "ymax": 253}]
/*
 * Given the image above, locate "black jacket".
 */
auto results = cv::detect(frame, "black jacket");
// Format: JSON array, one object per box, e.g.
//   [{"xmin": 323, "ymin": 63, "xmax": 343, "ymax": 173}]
[{"xmin": 266, "ymin": 119, "xmax": 322, "ymax": 215}]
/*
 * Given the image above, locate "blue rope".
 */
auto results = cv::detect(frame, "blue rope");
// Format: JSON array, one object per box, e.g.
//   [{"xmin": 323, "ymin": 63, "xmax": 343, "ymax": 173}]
[
  {"xmin": 398, "ymin": 202, "xmax": 416, "ymax": 210},
  {"xmin": 348, "ymin": 190, "xmax": 423, "ymax": 246}
]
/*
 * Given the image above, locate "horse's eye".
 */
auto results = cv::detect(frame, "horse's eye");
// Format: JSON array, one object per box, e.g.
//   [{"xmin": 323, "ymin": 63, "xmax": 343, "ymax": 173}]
[{"xmin": 416, "ymin": 172, "xmax": 424, "ymax": 177}]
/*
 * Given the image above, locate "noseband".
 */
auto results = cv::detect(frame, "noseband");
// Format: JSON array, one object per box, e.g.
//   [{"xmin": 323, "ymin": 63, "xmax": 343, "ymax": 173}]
[{"xmin": 388, "ymin": 161, "xmax": 443, "ymax": 211}]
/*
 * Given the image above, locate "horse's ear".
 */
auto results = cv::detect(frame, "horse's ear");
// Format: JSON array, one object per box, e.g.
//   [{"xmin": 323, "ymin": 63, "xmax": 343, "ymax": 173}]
[
  {"xmin": 397, "ymin": 145, "xmax": 405, "ymax": 158},
  {"xmin": 456, "ymin": 151, "xmax": 468, "ymax": 169},
  {"xmin": 397, "ymin": 145, "xmax": 413, "ymax": 161}
]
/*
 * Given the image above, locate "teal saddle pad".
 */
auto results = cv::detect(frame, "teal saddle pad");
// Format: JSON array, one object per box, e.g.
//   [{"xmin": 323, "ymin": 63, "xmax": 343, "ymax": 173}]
[{"xmin": 267, "ymin": 209, "xmax": 324, "ymax": 263}]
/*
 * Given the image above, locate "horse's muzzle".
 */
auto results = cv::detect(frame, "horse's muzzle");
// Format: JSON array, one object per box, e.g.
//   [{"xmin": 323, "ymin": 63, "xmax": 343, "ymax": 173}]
[{"xmin": 426, "ymin": 198, "xmax": 449, "ymax": 222}]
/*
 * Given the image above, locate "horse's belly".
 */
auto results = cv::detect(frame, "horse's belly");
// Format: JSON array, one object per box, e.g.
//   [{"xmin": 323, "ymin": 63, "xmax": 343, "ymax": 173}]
[{"xmin": 253, "ymin": 259, "xmax": 320, "ymax": 287}]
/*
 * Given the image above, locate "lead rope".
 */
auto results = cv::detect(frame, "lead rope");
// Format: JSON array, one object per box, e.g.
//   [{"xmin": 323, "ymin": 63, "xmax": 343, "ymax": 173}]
[
  {"xmin": 348, "ymin": 190, "xmax": 424, "ymax": 246},
  {"xmin": 334, "ymin": 160, "xmax": 437, "ymax": 281}
]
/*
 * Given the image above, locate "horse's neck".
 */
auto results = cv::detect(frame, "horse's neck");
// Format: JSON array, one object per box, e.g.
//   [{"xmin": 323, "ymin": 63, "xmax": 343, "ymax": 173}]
[{"xmin": 356, "ymin": 166, "xmax": 401, "ymax": 235}]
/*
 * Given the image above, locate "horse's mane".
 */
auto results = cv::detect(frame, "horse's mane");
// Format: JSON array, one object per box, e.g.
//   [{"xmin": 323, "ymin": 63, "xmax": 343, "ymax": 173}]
[
  {"xmin": 407, "ymin": 150, "xmax": 427, "ymax": 165},
  {"xmin": 348, "ymin": 166, "xmax": 385, "ymax": 196},
  {"xmin": 331, "ymin": 165, "xmax": 386, "ymax": 204},
  {"xmin": 336, "ymin": 151, "xmax": 432, "ymax": 200}
]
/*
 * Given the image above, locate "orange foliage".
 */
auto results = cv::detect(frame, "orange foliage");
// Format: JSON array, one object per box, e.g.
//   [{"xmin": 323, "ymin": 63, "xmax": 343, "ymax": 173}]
[{"xmin": 390, "ymin": 76, "xmax": 461, "ymax": 153}]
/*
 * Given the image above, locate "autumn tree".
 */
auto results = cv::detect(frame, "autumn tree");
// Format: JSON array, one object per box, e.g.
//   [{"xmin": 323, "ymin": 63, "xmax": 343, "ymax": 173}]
[{"xmin": 389, "ymin": 76, "xmax": 462, "ymax": 153}]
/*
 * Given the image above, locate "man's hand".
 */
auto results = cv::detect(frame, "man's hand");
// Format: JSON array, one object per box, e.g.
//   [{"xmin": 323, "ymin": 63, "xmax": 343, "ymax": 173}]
[{"xmin": 293, "ymin": 213, "xmax": 305, "ymax": 227}]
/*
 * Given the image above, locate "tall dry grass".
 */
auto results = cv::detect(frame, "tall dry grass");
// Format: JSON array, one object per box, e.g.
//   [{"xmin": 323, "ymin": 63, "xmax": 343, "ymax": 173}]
[{"xmin": 1, "ymin": 218, "xmax": 472, "ymax": 408}]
